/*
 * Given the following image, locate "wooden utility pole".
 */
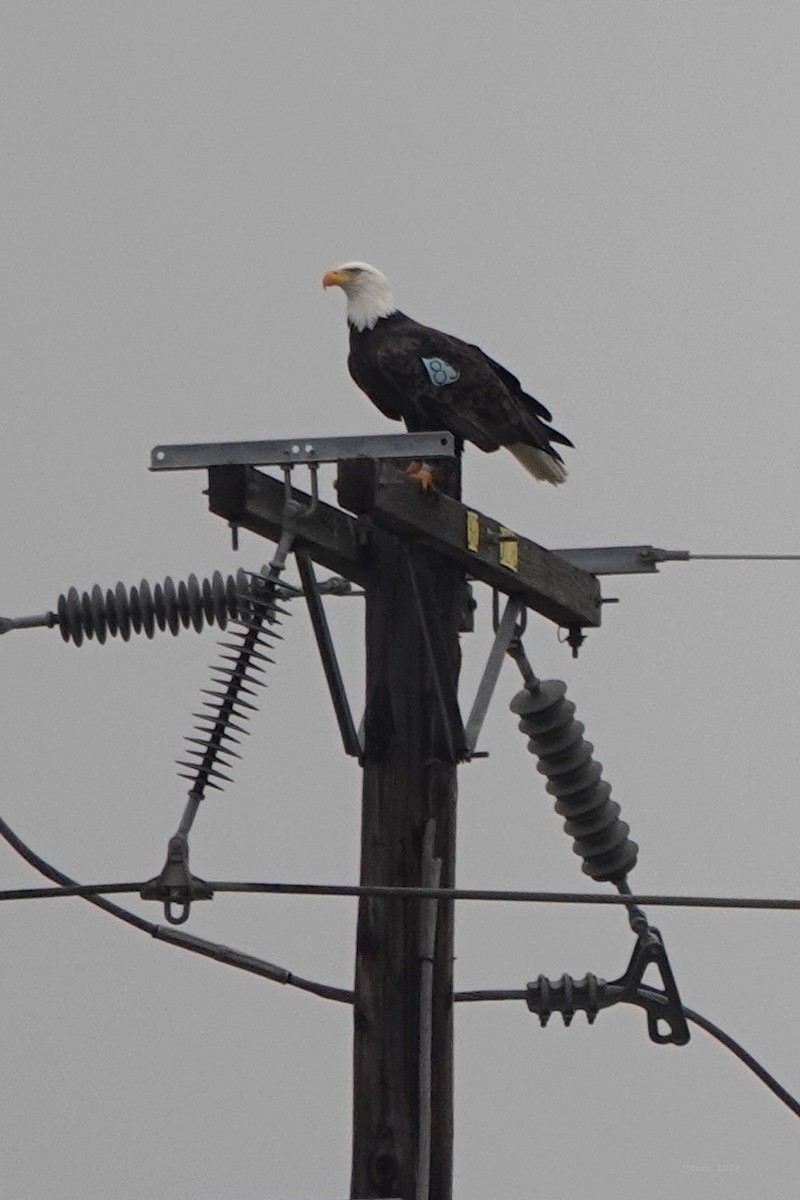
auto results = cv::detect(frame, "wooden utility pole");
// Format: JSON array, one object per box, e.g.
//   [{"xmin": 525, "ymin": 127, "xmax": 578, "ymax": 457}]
[
  {"xmin": 205, "ymin": 445, "xmax": 601, "ymax": 1200},
  {"xmin": 341, "ymin": 459, "xmax": 463, "ymax": 1200}
]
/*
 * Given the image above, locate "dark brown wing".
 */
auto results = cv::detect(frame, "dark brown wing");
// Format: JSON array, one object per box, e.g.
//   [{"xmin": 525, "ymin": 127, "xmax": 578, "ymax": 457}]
[{"xmin": 348, "ymin": 312, "xmax": 572, "ymax": 459}]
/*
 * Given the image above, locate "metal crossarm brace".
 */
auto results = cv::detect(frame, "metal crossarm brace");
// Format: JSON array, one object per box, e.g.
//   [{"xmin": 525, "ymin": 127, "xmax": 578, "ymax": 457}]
[
  {"xmin": 463, "ymin": 596, "xmax": 525, "ymax": 757},
  {"xmin": 151, "ymin": 432, "xmax": 456, "ymax": 471},
  {"xmin": 552, "ymin": 545, "xmax": 691, "ymax": 575},
  {"xmin": 295, "ymin": 548, "xmax": 364, "ymax": 760}
]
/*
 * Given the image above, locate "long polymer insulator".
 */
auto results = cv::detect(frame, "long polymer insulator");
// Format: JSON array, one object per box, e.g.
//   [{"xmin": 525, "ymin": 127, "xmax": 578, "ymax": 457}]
[
  {"xmin": 175, "ymin": 574, "xmax": 289, "ymax": 795},
  {"xmin": 510, "ymin": 681, "xmax": 638, "ymax": 883},
  {"xmin": 54, "ymin": 571, "xmax": 251, "ymax": 646}
]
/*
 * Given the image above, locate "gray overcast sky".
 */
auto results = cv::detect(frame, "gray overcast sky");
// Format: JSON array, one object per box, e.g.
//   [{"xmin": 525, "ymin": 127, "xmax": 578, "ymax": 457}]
[{"xmin": 3, "ymin": 3, "xmax": 800, "ymax": 1197}]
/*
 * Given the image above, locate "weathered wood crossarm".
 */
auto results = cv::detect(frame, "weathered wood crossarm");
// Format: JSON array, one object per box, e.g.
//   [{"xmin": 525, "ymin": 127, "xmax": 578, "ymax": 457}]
[
  {"xmin": 207, "ymin": 464, "xmax": 369, "ymax": 585},
  {"xmin": 336, "ymin": 460, "xmax": 602, "ymax": 629},
  {"xmin": 207, "ymin": 461, "xmax": 602, "ymax": 629}
]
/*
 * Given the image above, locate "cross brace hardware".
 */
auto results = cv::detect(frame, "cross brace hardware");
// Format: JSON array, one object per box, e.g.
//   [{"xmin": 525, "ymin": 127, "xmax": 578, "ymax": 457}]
[
  {"xmin": 162, "ymin": 437, "xmax": 603, "ymax": 766},
  {"xmin": 552, "ymin": 544, "xmax": 691, "ymax": 575},
  {"xmin": 195, "ymin": 458, "xmax": 602, "ymax": 631},
  {"xmin": 150, "ymin": 431, "xmax": 456, "ymax": 471}
]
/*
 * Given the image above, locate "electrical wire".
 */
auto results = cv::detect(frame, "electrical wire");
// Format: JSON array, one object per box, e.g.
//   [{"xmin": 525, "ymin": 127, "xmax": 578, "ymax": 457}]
[
  {"xmin": 688, "ymin": 553, "xmax": 800, "ymax": 561},
  {"xmin": 0, "ymin": 815, "xmax": 350, "ymax": 1003},
  {"xmin": 2, "ymin": 818, "xmax": 799, "ymax": 1118},
  {"xmin": 640, "ymin": 987, "xmax": 800, "ymax": 1122},
  {"xmin": 3, "ymin": 875, "xmax": 800, "ymax": 912},
  {"xmin": 0, "ymin": 816, "xmax": 153, "ymax": 933},
  {"xmin": 454, "ymin": 990, "xmax": 525, "ymax": 1002},
  {"xmin": 453, "ymin": 986, "xmax": 800, "ymax": 1122},
  {"xmin": 0, "ymin": 881, "xmax": 143, "ymax": 901}
]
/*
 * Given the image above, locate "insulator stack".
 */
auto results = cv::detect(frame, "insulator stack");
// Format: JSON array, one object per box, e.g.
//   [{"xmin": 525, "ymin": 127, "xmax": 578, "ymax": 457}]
[
  {"xmin": 526, "ymin": 973, "xmax": 608, "ymax": 1026},
  {"xmin": 176, "ymin": 574, "xmax": 289, "ymax": 795},
  {"xmin": 511, "ymin": 682, "xmax": 638, "ymax": 883},
  {"xmin": 55, "ymin": 571, "xmax": 253, "ymax": 646}
]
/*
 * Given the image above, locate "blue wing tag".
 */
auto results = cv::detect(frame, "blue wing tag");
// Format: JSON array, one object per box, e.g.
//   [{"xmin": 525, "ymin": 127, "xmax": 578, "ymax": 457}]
[{"xmin": 421, "ymin": 356, "xmax": 460, "ymax": 386}]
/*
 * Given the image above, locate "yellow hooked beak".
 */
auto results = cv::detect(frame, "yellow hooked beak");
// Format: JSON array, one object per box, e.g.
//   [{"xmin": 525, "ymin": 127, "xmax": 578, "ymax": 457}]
[{"xmin": 322, "ymin": 267, "xmax": 347, "ymax": 289}]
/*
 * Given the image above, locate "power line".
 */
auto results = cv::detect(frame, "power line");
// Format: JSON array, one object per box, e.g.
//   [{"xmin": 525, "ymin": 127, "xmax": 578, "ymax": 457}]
[
  {"xmin": 0, "ymin": 815, "xmax": 349, "ymax": 1003},
  {"xmin": 0, "ymin": 882, "xmax": 142, "ymax": 901},
  {"xmin": 689, "ymin": 553, "xmax": 800, "ymax": 561},
  {"xmin": 3, "ymin": 875, "xmax": 800, "ymax": 912},
  {"xmin": 5, "ymin": 436, "xmax": 799, "ymax": 1195},
  {"xmin": 454, "ymin": 987, "xmax": 800, "ymax": 1123},
  {"xmin": 3, "ymin": 815, "xmax": 800, "ymax": 1123},
  {"xmin": 645, "ymin": 990, "xmax": 800, "ymax": 1123}
]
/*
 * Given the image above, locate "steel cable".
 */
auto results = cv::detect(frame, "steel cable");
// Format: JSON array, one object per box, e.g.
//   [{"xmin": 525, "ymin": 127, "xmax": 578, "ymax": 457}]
[
  {"xmin": 0, "ymin": 815, "xmax": 350, "ymax": 1003},
  {"xmin": 4, "ymin": 875, "xmax": 800, "ymax": 911},
  {"xmin": 2, "ymin": 819, "xmax": 798, "ymax": 1116}
]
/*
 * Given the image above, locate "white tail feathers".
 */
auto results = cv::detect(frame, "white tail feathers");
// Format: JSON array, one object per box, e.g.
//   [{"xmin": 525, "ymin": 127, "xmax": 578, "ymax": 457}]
[{"xmin": 508, "ymin": 443, "xmax": 568, "ymax": 485}]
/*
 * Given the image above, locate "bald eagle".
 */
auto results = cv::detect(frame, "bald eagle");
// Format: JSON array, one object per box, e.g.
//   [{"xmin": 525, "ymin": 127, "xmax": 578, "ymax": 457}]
[{"xmin": 323, "ymin": 262, "xmax": 572, "ymax": 484}]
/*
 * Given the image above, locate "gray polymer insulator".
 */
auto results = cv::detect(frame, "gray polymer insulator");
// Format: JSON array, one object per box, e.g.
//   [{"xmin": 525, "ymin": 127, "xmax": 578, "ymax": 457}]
[{"xmin": 511, "ymin": 681, "xmax": 638, "ymax": 883}]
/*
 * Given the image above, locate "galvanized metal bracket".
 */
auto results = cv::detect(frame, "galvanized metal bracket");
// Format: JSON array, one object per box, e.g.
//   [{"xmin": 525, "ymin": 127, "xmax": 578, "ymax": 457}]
[
  {"xmin": 462, "ymin": 595, "xmax": 525, "ymax": 758},
  {"xmin": 140, "ymin": 831, "xmax": 213, "ymax": 925},
  {"xmin": 150, "ymin": 432, "xmax": 456, "ymax": 472},
  {"xmin": 625, "ymin": 926, "xmax": 691, "ymax": 1045},
  {"xmin": 295, "ymin": 548, "xmax": 364, "ymax": 761},
  {"xmin": 552, "ymin": 545, "xmax": 691, "ymax": 575}
]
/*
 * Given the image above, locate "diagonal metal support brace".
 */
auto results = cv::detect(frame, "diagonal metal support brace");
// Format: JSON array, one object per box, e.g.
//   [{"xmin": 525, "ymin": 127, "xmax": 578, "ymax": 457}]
[
  {"xmin": 404, "ymin": 547, "xmax": 467, "ymax": 764},
  {"xmin": 295, "ymin": 548, "xmax": 364, "ymax": 760},
  {"xmin": 463, "ymin": 596, "xmax": 525, "ymax": 758}
]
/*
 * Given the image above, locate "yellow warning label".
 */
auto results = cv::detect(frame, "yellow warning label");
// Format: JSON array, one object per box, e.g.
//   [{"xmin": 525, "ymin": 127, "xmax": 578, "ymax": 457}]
[
  {"xmin": 498, "ymin": 527, "xmax": 519, "ymax": 573},
  {"xmin": 466, "ymin": 511, "xmax": 480, "ymax": 553}
]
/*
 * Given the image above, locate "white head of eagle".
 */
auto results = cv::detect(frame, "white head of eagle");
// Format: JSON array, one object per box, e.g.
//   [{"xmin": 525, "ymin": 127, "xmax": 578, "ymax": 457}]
[
  {"xmin": 323, "ymin": 261, "xmax": 573, "ymax": 485},
  {"xmin": 322, "ymin": 262, "xmax": 397, "ymax": 331}
]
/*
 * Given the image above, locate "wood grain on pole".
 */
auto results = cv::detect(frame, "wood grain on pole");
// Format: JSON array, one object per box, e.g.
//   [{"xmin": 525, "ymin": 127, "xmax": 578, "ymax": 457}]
[{"xmin": 344, "ymin": 458, "xmax": 459, "ymax": 1200}]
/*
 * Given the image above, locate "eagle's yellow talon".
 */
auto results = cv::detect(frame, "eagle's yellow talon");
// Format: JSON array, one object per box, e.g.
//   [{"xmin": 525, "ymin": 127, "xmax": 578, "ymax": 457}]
[{"xmin": 405, "ymin": 461, "xmax": 436, "ymax": 491}]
